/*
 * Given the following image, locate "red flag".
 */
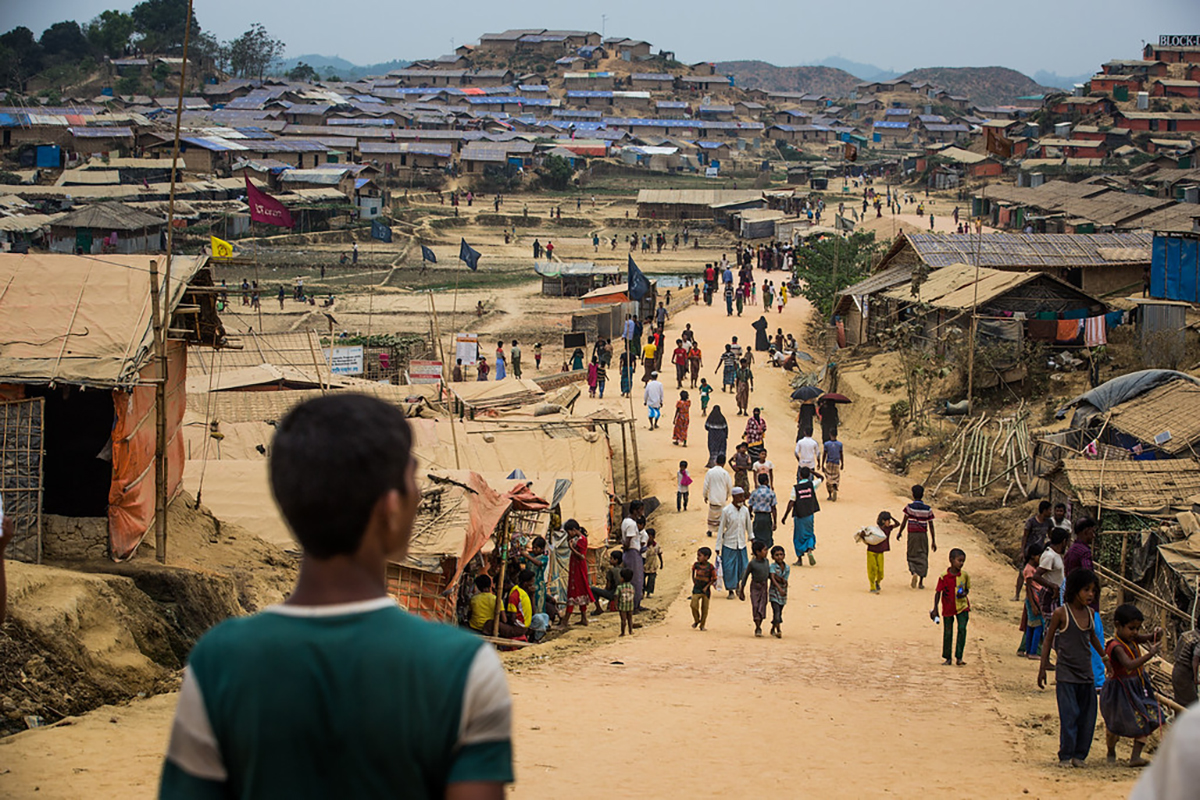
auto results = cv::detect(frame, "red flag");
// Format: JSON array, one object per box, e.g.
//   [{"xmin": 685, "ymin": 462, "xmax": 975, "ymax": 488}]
[{"xmin": 245, "ymin": 177, "xmax": 294, "ymax": 228}]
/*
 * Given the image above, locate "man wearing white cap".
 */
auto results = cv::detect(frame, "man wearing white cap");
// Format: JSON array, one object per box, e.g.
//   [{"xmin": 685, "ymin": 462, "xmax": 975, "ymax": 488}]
[
  {"xmin": 717, "ymin": 486, "xmax": 751, "ymax": 598},
  {"xmin": 644, "ymin": 371, "xmax": 665, "ymax": 430}
]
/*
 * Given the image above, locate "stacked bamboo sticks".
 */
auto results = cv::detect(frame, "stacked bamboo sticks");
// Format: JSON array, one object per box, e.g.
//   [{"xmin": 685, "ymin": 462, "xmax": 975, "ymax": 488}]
[{"xmin": 928, "ymin": 402, "xmax": 1031, "ymax": 502}]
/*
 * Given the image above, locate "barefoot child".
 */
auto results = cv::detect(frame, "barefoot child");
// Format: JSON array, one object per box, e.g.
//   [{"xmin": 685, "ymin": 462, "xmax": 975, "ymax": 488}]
[
  {"xmin": 898, "ymin": 484, "xmax": 936, "ymax": 589},
  {"xmin": 534, "ymin": 343, "xmax": 542, "ymax": 370},
  {"xmin": 643, "ymin": 530, "xmax": 663, "ymax": 597},
  {"xmin": 1100, "ymin": 603, "xmax": 1164, "ymax": 767},
  {"xmin": 1038, "ymin": 568, "xmax": 1106, "ymax": 768},
  {"xmin": 690, "ymin": 547, "xmax": 717, "ymax": 631},
  {"xmin": 699, "ymin": 378, "xmax": 712, "ymax": 416},
  {"xmin": 617, "ymin": 568, "xmax": 636, "ymax": 636},
  {"xmin": 676, "ymin": 461, "xmax": 692, "ymax": 511},
  {"xmin": 737, "ymin": 540, "xmax": 771, "ymax": 637},
  {"xmin": 768, "ymin": 545, "xmax": 789, "ymax": 637},
  {"xmin": 931, "ymin": 548, "xmax": 970, "ymax": 665},
  {"xmin": 1018, "ymin": 544, "xmax": 1046, "ymax": 659}
]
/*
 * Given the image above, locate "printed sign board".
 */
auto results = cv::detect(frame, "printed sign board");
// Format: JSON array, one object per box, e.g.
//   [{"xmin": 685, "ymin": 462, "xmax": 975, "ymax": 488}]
[
  {"xmin": 1158, "ymin": 34, "xmax": 1199, "ymax": 47},
  {"xmin": 455, "ymin": 333, "xmax": 479, "ymax": 366},
  {"xmin": 408, "ymin": 360, "xmax": 443, "ymax": 384},
  {"xmin": 322, "ymin": 346, "xmax": 364, "ymax": 375}
]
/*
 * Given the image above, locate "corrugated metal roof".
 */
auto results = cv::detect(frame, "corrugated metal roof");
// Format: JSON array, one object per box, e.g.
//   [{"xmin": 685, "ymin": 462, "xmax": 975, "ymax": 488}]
[
  {"xmin": 886, "ymin": 232, "xmax": 1154, "ymax": 271},
  {"xmin": 69, "ymin": 126, "xmax": 133, "ymax": 137}
]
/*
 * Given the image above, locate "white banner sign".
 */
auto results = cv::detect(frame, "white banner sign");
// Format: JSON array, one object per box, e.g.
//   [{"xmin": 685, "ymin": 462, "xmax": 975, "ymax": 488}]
[
  {"xmin": 408, "ymin": 360, "xmax": 443, "ymax": 384},
  {"xmin": 323, "ymin": 345, "xmax": 364, "ymax": 375},
  {"xmin": 455, "ymin": 333, "xmax": 478, "ymax": 367}
]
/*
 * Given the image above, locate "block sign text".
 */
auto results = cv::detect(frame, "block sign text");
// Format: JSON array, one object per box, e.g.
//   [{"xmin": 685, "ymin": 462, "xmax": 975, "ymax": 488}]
[{"xmin": 1158, "ymin": 35, "xmax": 1199, "ymax": 47}]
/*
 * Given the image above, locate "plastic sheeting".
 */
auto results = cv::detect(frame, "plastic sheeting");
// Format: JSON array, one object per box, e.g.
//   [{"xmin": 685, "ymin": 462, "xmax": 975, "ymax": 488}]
[
  {"xmin": 108, "ymin": 341, "xmax": 185, "ymax": 560},
  {"xmin": 1056, "ymin": 369, "xmax": 1200, "ymax": 423}
]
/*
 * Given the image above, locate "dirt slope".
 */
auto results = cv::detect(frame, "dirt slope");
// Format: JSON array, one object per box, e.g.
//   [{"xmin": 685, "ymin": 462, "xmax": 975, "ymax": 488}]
[{"xmin": 716, "ymin": 60, "xmax": 862, "ymax": 97}]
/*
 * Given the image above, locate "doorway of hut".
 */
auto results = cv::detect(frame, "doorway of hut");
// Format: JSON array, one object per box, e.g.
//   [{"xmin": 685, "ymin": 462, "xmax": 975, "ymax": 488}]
[{"xmin": 24, "ymin": 385, "xmax": 113, "ymax": 518}]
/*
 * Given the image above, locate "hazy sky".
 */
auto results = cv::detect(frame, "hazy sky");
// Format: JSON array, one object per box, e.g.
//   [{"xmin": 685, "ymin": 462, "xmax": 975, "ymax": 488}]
[{"xmin": 4, "ymin": 0, "xmax": 1198, "ymax": 76}]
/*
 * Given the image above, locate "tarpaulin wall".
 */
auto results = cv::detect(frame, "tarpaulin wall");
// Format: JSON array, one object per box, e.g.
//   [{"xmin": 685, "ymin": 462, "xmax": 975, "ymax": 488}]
[
  {"xmin": 1151, "ymin": 234, "xmax": 1200, "ymax": 304},
  {"xmin": 108, "ymin": 340, "xmax": 185, "ymax": 560}
]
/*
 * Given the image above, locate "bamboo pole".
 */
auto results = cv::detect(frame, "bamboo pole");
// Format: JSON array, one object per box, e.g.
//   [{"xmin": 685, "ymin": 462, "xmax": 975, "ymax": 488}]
[
  {"xmin": 305, "ymin": 330, "xmax": 328, "ymax": 395},
  {"xmin": 489, "ymin": 511, "xmax": 510, "ymax": 637},
  {"xmin": 149, "ymin": 258, "xmax": 167, "ymax": 563},
  {"xmin": 620, "ymin": 419, "xmax": 630, "ymax": 501},
  {"xmin": 428, "ymin": 291, "xmax": 461, "ymax": 470},
  {"xmin": 1118, "ymin": 533, "xmax": 1129, "ymax": 606}
]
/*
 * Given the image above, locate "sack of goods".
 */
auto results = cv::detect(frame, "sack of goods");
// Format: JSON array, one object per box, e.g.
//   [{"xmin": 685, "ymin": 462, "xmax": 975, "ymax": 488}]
[{"xmin": 854, "ymin": 525, "xmax": 886, "ymax": 546}]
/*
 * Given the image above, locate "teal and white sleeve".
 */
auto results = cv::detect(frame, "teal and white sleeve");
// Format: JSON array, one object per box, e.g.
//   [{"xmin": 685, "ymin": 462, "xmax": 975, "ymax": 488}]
[
  {"xmin": 448, "ymin": 644, "xmax": 514, "ymax": 785},
  {"xmin": 159, "ymin": 668, "xmax": 227, "ymax": 799}
]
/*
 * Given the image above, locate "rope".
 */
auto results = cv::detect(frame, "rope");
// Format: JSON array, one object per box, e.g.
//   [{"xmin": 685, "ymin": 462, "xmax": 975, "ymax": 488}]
[{"xmin": 192, "ymin": 336, "xmax": 222, "ymax": 508}]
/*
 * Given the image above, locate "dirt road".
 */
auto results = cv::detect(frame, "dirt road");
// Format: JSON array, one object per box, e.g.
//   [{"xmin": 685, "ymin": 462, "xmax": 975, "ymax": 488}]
[{"xmin": 0, "ymin": 271, "xmax": 1138, "ymax": 799}]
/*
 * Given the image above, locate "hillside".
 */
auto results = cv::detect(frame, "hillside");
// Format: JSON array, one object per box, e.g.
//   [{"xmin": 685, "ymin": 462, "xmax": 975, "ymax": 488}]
[
  {"xmin": 716, "ymin": 61, "xmax": 862, "ymax": 97},
  {"xmin": 898, "ymin": 66, "xmax": 1055, "ymax": 106}
]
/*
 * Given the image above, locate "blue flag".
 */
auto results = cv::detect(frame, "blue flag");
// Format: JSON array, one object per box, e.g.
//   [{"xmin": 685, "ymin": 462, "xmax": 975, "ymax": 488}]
[
  {"xmin": 459, "ymin": 238, "xmax": 481, "ymax": 271},
  {"xmin": 627, "ymin": 255, "xmax": 650, "ymax": 302},
  {"xmin": 370, "ymin": 219, "xmax": 392, "ymax": 242},
  {"xmin": 421, "ymin": 244, "xmax": 437, "ymax": 263}
]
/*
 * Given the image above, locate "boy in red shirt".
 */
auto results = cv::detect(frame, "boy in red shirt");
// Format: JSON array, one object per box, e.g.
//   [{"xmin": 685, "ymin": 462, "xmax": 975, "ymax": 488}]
[
  {"xmin": 931, "ymin": 548, "xmax": 970, "ymax": 666},
  {"xmin": 672, "ymin": 339, "xmax": 689, "ymax": 389}
]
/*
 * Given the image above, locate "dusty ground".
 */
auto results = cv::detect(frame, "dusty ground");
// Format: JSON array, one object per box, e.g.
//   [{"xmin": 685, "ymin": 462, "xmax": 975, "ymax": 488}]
[{"xmin": 0, "ymin": 247, "xmax": 1143, "ymax": 797}]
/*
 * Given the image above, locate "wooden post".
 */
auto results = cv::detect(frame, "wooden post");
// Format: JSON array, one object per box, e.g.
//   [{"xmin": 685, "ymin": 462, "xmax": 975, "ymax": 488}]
[
  {"xmin": 1117, "ymin": 532, "xmax": 1129, "ymax": 606},
  {"xmin": 305, "ymin": 330, "xmax": 328, "ymax": 394},
  {"xmin": 428, "ymin": 291, "xmax": 461, "ymax": 469},
  {"xmin": 489, "ymin": 511, "xmax": 510, "ymax": 636},
  {"xmin": 148, "ymin": 259, "xmax": 168, "ymax": 563},
  {"xmin": 620, "ymin": 418, "xmax": 630, "ymax": 501}
]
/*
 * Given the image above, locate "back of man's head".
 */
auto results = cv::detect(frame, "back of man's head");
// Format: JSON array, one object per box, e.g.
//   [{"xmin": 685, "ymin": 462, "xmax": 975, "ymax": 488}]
[{"xmin": 270, "ymin": 394, "xmax": 413, "ymax": 559}]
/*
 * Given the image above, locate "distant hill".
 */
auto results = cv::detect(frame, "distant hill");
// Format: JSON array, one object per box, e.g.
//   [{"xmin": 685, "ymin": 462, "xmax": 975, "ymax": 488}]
[
  {"xmin": 897, "ymin": 66, "xmax": 1055, "ymax": 106},
  {"xmin": 1032, "ymin": 69, "xmax": 1094, "ymax": 91},
  {"xmin": 716, "ymin": 61, "xmax": 862, "ymax": 97},
  {"xmin": 811, "ymin": 56, "xmax": 901, "ymax": 82},
  {"xmin": 272, "ymin": 54, "xmax": 411, "ymax": 80}
]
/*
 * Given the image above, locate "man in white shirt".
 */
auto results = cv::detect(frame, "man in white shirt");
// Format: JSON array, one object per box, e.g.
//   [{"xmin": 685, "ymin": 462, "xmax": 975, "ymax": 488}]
[
  {"xmin": 703, "ymin": 462, "xmax": 733, "ymax": 537},
  {"xmin": 621, "ymin": 500, "xmax": 647, "ymax": 611},
  {"xmin": 795, "ymin": 434, "xmax": 820, "ymax": 479},
  {"xmin": 717, "ymin": 488, "xmax": 751, "ymax": 598},
  {"xmin": 643, "ymin": 372, "xmax": 665, "ymax": 430}
]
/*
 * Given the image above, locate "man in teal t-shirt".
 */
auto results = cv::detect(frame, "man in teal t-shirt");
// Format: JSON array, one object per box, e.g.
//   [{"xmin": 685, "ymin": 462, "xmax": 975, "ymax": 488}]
[{"xmin": 160, "ymin": 395, "xmax": 514, "ymax": 799}]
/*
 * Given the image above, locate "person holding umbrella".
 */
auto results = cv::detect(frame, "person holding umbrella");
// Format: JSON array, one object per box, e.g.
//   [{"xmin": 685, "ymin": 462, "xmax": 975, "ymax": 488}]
[{"xmin": 818, "ymin": 394, "xmax": 850, "ymax": 443}]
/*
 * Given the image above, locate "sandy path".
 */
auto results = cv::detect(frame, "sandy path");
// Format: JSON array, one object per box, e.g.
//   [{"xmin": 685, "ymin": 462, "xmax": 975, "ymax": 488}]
[{"xmin": 0, "ymin": 272, "xmax": 1137, "ymax": 799}]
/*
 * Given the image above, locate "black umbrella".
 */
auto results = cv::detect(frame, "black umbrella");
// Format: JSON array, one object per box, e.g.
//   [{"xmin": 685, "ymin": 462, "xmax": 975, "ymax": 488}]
[{"xmin": 791, "ymin": 385, "xmax": 823, "ymax": 401}]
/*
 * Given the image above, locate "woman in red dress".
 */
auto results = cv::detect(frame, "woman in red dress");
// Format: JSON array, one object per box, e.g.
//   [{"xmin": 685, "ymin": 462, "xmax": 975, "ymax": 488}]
[
  {"xmin": 563, "ymin": 520, "xmax": 594, "ymax": 626},
  {"xmin": 673, "ymin": 390, "xmax": 691, "ymax": 446}
]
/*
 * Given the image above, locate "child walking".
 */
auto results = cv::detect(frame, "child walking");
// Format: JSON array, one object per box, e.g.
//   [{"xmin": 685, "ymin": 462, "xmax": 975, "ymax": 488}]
[
  {"xmin": 768, "ymin": 545, "xmax": 789, "ymax": 638},
  {"xmin": 676, "ymin": 460, "xmax": 692, "ymax": 511},
  {"xmin": 534, "ymin": 343, "xmax": 542, "ymax": 370},
  {"xmin": 737, "ymin": 540, "xmax": 771, "ymax": 637},
  {"xmin": 1100, "ymin": 603, "xmax": 1164, "ymax": 767},
  {"xmin": 643, "ymin": 530, "xmax": 663, "ymax": 597},
  {"xmin": 931, "ymin": 549, "xmax": 970, "ymax": 666},
  {"xmin": 690, "ymin": 547, "xmax": 717, "ymax": 631},
  {"xmin": 861, "ymin": 511, "xmax": 897, "ymax": 593},
  {"xmin": 699, "ymin": 378, "xmax": 712, "ymax": 416},
  {"xmin": 617, "ymin": 568, "xmax": 636, "ymax": 636},
  {"xmin": 1018, "ymin": 544, "xmax": 1046, "ymax": 659},
  {"xmin": 1038, "ymin": 568, "xmax": 1106, "ymax": 768}
]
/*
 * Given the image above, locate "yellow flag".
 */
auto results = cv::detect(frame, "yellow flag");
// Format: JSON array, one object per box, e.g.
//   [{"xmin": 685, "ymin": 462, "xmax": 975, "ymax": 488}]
[{"xmin": 210, "ymin": 236, "xmax": 234, "ymax": 258}]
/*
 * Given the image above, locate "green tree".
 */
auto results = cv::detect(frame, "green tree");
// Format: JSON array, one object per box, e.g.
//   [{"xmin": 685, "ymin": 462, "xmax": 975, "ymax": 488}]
[
  {"xmin": 190, "ymin": 30, "xmax": 229, "ymax": 75},
  {"xmin": 793, "ymin": 230, "xmax": 881, "ymax": 316},
  {"xmin": 538, "ymin": 154, "xmax": 574, "ymax": 190},
  {"xmin": 228, "ymin": 23, "xmax": 285, "ymax": 80},
  {"xmin": 131, "ymin": 0, "xmax": 200, "ymax": 54},
  {"xmin": 40, "ymin": 21, "xmax": 95, "ymax": 64},
  {"xmin": 288, "ymin": 61, "xmax": 319, "ymax": 82},
  {"xmin": 86, "ymin": 11, "xmax": 135, "ymax": 58},
  {"xmin": 0, "ymin": 27, "xmax": 43, "ymax": 89}
]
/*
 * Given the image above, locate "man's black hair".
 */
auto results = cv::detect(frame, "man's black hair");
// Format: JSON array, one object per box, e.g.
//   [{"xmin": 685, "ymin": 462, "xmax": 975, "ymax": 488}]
[
  {"xmin": 474, "ymin": 574, "xmax": 492, "ymax": 591},
  {"xmin": 1038, "ymin": 500, "xmax": 1052, "ymax": 513},
  {"xmin": 517, "ymin": 569, "xmax": 535, "ymax": 586},
  {"xmin": 628, "ymin": 500, "xmax": 644, "ymax": 514},
  {"xmin": 1075, "ymin": 516, "xmax": 1097, "ymax": 536},
  {"xmin": 270, "ymin": 394, "xmax": 413, "ymax": 559},
  {"xmin": 1064, "ymin": 568, "xmax": 1099, "ymax": 604}
]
